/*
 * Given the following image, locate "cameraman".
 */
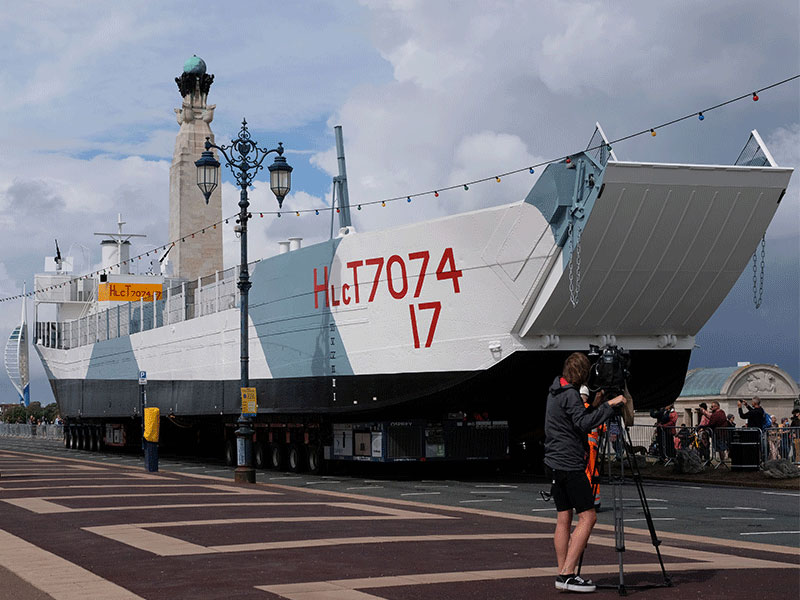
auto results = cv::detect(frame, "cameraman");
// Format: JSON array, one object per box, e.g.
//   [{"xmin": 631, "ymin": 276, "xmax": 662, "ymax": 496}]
[{"xmin": 545, "ymin": 352, "xmax": 626, "ymax": 593}]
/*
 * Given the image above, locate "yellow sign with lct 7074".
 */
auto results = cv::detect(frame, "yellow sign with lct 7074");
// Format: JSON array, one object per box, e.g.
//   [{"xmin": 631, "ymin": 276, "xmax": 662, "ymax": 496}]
[{"xmin": 98, "ymin": 283, "xmax": 163, "ymax": 302}]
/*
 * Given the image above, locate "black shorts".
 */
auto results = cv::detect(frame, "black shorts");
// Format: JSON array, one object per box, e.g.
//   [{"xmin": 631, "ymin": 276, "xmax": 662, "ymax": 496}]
[{"xmin": 549, "ymin": 468, "xmax": 594, "ymax": 513}]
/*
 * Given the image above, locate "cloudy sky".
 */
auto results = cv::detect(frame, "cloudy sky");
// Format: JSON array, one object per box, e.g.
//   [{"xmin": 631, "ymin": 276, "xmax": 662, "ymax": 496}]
[{"xmin": 1, "ymin": 0, "xmax": 798, "ymax": 406}]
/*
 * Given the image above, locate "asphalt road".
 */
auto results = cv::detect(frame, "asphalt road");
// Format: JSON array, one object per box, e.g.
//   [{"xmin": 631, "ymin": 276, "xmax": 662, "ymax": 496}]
[{"xmin": 2, "ymin": 437, "xmax": 798, "ymax": 549}]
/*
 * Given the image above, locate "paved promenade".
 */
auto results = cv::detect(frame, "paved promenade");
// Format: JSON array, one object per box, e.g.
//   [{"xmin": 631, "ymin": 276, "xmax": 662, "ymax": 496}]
[{"xmin": 0, "ymin": 448, "xmax": 797, "ymax": 599}]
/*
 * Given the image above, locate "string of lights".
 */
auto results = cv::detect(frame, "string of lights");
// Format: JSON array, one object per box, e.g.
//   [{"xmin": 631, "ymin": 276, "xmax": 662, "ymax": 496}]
[{"xmin": 2, "ymin": 74, "xmax": 797, "ymax": 304}]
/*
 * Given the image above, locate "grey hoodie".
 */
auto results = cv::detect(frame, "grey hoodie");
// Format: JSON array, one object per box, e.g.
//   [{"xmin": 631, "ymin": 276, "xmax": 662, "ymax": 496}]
[{"xmin": 544, "ymin": 376, "xmax": 615, "ymax": 471}]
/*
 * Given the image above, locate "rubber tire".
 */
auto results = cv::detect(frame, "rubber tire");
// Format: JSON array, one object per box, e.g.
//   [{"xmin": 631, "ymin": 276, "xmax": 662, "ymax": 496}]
[
  {"xmin": 80, "ymin": 428, "xmax": 89, "ymax": 451},
  {"xmin": 92, "ymin": 427, "xmax": 102, "ymax": 451},
  {"xmin": 288, "ymin": 444, "xmax": 306, "ymax": 473},
  {"xmin": 63, "ymin": 428, "xmax": 71, "ymax": 448},
  {"xmin": 224, "ymin": 439, "xmax": 236, "ymax": 467},
  {"xmin": 254, "ymin": 441, "xmax": 267, "ymax": 469},
  {"xmin": 70, "ymin": 427, "xmax": 78, "ymax": 449},
  {"xmin": 269, "ymin": 444, "xmax": 286, "ymax": 471},
  {"xmin": 307, "ymin": 445, "xmax": 325, "ymax": 475}
]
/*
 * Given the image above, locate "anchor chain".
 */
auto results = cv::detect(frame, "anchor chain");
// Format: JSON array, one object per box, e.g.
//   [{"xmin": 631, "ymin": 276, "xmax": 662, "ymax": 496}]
[
  {"xmin": 752, "ymin": 235, "xmax": 765, "ymax": 309},
  {"xmin": 568, "ymin": 219, "xmax": 582, "ymax": 307}
]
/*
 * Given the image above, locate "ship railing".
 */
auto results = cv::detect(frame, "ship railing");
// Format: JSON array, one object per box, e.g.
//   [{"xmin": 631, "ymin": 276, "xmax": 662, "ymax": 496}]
[{"xmin": 34, "ymin": 263, "xmax": 248, "ymax": 349}]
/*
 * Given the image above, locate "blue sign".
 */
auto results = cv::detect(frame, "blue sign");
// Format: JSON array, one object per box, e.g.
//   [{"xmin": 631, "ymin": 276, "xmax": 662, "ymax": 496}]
[{"xmin": 138, "ymin": 371, "xmax": 147, "ymax": 385}]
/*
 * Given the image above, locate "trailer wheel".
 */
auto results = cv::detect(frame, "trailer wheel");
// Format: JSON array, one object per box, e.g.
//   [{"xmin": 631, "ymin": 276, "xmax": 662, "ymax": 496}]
[
  {"xmin": 63, "ymin": 427, "xmax": 71, "ymax": 448},
  {"xmin": 288, "ymin": 445, "xmax": 306, "ymax": 473},
  {"xmin": 92, "ymin": 427, "xmax": 101, "ymax": 452},
  {"xmin": 70, "ymin": 427, "xmax": 78, "ymax": 449},
  {"xmin": 307, "ymin": 445, "xmax": 325, "ymax": 475},
  {"xmin": 80, "ymin": 427, "xmax": 89, "ymax": 451},
  {"xmin": 269, "ymin": 444, "xmax": 285, "ymax": 470},
  {"xmin": 224, "ymin": 439, "xmax": 236, "ymax": 466},
  {"xmin": 254, "ymin": 442, "xmax": 267, "ymax": 469}
]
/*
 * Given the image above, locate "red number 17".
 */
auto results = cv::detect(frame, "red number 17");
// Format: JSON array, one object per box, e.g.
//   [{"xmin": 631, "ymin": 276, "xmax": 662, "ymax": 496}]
[{"xmin": 409, "ymin": 301, "xmax": 442, "ymax": 349}]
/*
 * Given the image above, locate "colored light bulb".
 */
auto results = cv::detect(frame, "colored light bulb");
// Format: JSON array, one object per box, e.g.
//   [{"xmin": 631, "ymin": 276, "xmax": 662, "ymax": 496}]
[
  {"xmin": 434, "ymin": 191, "xmax": 439, "ymax": 197},
  {"xmin": 565, "ymin": 157, "xmax": 571, "ymax": 164},
  {"xmin": 407, "ymin": 196, "xmax": 412, "ymax": 202},
  {"xmin": 753, "ymin": 92, "xmax": 759, "ymax": 101},
  {"xmin": 496, "ymin": 176, "xmax": 501, "ymax": 182},
  {"xmin": 698, "ymin": 112, "xmax": 704, "ymax": 121},
  {"xmin": 464, "ymin": 185, "xmax": 469, "ymax": 191},
  {"xmin": 529, "ymin": 167, "xmax": 535, "ymax": 174},
  {"xmin": 357, "ymin": 205, "xmax": 361, "ymax": 210},
  {"xmin": 315, "ymin": 210, "xmax": 319, "ymax": 215},
  {"xmin": 651, "ymin": 129, "xmax": 656, "ymax": 137},
  {"xmin": 381, "ymin": 201, "xmax": 386, "ymax": 207}
]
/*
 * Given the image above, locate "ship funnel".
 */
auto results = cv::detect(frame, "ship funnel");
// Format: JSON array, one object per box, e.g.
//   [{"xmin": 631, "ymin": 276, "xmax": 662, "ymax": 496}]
[
  {"xmin": 334, "ymin": 126, "xmax": 352, "ymax": 229},
  {"xmin": 278, "ymin": 241, "xmax": 290, "ymax": 254},
  {"xmin": 288, "ymin": 237, "xmax": 302, "ymax": 251}
]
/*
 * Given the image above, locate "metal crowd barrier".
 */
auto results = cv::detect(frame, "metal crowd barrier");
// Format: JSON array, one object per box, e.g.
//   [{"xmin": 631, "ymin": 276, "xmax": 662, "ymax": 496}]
[
  {"xmin": 622, "ymin": 424, "xmax": 800, "ymax": 467},
  {"xmin": 0, "ymin": 423, "xmax": 64, "ymax": 441}
]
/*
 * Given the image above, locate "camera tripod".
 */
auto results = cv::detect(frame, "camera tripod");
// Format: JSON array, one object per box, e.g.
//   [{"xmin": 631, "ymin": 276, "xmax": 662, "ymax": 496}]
[{"xmin": 585, "ymin": 413, "xmax": 672, "ymax": 595}]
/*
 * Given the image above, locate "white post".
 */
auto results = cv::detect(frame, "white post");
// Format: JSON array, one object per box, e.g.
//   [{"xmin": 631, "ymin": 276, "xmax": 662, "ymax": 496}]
[
  {"xmin": 140, "ymin": 297, "xmax": 144, "ymax": 332},
  {"xmin": 197, "ymin": 277, "xmax": 202, "ymax": 316},
  {"xmin": 182, "ymin": 282, "xmax": 187, "ymax": 322},
  {"xmin": 153, "ymin": 288, "xmax": 157, "ymax": 328},
  {"xmin": 166, "ymin": 285, "xmax": 171, "ymax": 326}
]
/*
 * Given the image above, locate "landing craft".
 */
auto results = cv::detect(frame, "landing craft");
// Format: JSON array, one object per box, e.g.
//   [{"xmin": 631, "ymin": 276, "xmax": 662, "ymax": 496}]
[
  {"xmin": 30, "ymin": 60, "xmax": 793, "ymax": 470},
  {"xmin": 33, "ymin": 126, "xmax": 791, "ymax": 470}
]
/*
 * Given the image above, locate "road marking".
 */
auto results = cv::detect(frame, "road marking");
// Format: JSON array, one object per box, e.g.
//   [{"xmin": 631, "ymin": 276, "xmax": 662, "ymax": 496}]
[
  {"xmin": 347, "ymin": 486, "xmax": 384, "ymax": 490},
  {"xmin": 469, "ymin": 491, "xmax": 509, "ymax": 494},
  {"xmin": 706, "ymin": 506, "xmax": 767, "ymax": 511},
  {"xmin": 721, "ymin": 517, "xmax": 775, "ymax": 520},
  {"xmin": 624, "ymin": 518, "xmax": 676, "ymax": 522},
  {"xmin": 623, "ymin": 497, "xmax": 667, "ymax": 502},
  {"xmin": 269, "ymin": 476, "xmax": 301, "ymax": 480},
  {"xmin": 474, "ymin": 484, "xmax": 517, "ymax": 489},
  {"xmin": 531, "ymin": 508, "xmax": 556, "ymax": 512},
  {"xmin": 762, "ymin": 491, "xmax": 800, "ymax": 497},
  {"xmin": 459, "ymin": 499, "xmax": 503, "ymax": 504},
  {"xmin": 305, "ymin": 480, "xmax": 342, "ymax": 485},
  {"xmin": 255, "ymin": 549, "xmax": 797, "ymax": 600},
  {"xmin": 740, "ymin": 531, "xmax": 800, "ymax": 536},
  {"xmin": 401, "ymin": 492, "xmax": 441, "ymax": 497},
  {"xmin": 0, "ymin": 528, "xmax": 144, "ymax": 599}
]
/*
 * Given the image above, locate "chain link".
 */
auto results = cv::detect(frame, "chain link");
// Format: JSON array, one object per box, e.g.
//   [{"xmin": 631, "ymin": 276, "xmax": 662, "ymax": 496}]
[
  {"xmin": 752, "ymin": 235, "xmax": 765, "ymax": 309},
  {"xmin": 568, "ymin": 219, "xmax": 582, "ymax": 307}
]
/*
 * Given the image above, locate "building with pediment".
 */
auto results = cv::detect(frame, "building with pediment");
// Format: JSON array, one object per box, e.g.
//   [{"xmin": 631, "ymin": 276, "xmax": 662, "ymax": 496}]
[{"xmin": 673, "ymin": 363, "xmax": 799, "ymax": 427}]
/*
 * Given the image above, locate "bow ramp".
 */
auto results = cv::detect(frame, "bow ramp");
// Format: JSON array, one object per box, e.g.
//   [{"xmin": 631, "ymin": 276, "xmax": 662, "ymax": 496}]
[{"xmin": 518, "ymin": 138, "xmax": 792, "ymax": 344}]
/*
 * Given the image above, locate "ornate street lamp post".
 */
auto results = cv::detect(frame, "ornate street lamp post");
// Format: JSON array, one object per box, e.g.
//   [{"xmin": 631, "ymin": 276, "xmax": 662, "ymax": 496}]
[{"xmin": 196, "ymin": 119, "xmax": 292, "ymax": 483}]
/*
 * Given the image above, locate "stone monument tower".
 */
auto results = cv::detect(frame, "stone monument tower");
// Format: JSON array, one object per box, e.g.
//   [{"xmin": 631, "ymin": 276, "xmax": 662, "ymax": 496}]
[{"xmin": 169, "ymin": 56, "xmax": 223, "ymax": 280}]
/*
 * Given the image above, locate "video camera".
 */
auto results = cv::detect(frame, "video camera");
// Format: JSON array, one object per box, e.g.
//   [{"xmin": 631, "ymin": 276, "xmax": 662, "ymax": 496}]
[{"xmin": 587, "ymin": 344, "xmax": 630, "ymax": 398}]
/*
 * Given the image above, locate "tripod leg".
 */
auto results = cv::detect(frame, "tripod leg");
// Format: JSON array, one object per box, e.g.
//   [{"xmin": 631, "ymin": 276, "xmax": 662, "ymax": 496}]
[{"xmin": 620, "ymin": 419, "xmax": 673, "ymax": 587}]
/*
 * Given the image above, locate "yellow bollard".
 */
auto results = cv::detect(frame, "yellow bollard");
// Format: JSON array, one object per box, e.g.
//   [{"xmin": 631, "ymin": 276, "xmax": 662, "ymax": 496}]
[
  {"xmin": 144, "ymin": 407, "xmax": 160, "ymax": 443},
  {"xmin": 143, "ymin": 407, "xmax": 160, "ymax": 471}
]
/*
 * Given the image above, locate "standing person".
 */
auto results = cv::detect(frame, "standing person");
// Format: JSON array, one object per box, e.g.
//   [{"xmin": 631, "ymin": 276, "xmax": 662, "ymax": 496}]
[
  {"xmin": 659, "ymin": 405, "xmax": 678, "ymax": 462},
  {"xmin": 545, "ymin": 352, "xmax": 626, "ymax": 593},
  {"xmin": 707, "ymin": 401, "xmax": 728, "ymax": 462},
  {"xmin": 738, "ymin": 397, "xmax": 765, "ymax": 429},
  {"xmin": 790, "ymin": 409, "xmax": 800, "ymax": 462},
  {"xmin": 580, "ymin": 385, "xmax": 603, "ymax": 511}
]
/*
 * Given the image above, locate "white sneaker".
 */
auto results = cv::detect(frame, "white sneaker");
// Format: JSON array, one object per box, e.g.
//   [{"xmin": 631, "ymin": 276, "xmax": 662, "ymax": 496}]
[{"xmin": 556, "ymin": 574, "xmax": 596, "ymax": 593}]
